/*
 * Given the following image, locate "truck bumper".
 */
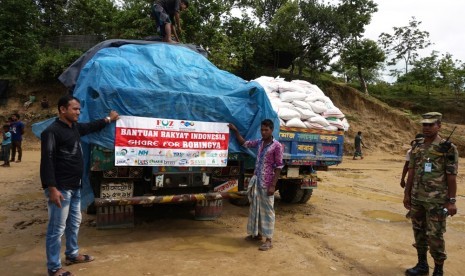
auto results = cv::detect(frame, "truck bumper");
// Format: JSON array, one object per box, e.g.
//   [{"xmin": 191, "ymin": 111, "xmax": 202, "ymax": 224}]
[{"xmin": 95, "ymin": 191, "xmax": 248, "ymax": 207}]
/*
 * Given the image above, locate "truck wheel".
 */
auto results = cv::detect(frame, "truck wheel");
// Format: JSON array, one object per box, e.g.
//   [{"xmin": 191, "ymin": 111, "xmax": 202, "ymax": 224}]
[
  {"xmin": 86, "ymin": 202, "xmax": 97, "ymax": 215},
  {"xmin": 279, "ymin": 182, "xmax": 304, "ymax": 203},
  {"xmin": 87, "ymin": 171, "xmax": 103, "ymax": 214},
  {"xmin": 229, "ymin": 197, "xmax": 249, "ymax": 206},
  {"xmin": 299, "ymin": 189, "xmax": 313, "ymax": 204}
]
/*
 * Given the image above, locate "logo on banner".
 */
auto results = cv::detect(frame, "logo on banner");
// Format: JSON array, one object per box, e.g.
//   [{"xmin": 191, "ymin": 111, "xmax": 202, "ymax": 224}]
[
  {"xmin": 138, "ymin": 150, "xmax": 149, "ymax": 156},
  {"xmin": 116, "ymin": 149, "xmax": 128, "ymax": 156},
  {"xmin": 180, "ymin": 121, "xmax": 195, "ymax": 127},
  {"xmin": 155, "ymin": 119, "xmax": 174, "ymax": 129},
  {"xmin": 116, "ymin": 159, "xmax": 127, "ymax": 165},
  {"xmin": 173, "ymin": 152, "xmax": 184, "ymax": 157},
  {"xmin": 178, "ymin": 159, "xmax": 188, "ymax": 165}
]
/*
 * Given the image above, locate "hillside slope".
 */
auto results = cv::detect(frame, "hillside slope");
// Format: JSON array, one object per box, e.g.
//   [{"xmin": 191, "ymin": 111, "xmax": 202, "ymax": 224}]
[
  {"xmin": 324, "ymin": 82, "xmax": 465, "ymax": 157},
  {"xmin": 1, "ymin": 81, "xmax": 463, "ymax": 156}
]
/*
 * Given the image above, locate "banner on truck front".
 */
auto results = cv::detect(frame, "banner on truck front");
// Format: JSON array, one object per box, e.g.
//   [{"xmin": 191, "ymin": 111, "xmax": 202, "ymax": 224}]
[{"xmin": 114, "ymin": 116, "xmax": 230, "ymax": 167}]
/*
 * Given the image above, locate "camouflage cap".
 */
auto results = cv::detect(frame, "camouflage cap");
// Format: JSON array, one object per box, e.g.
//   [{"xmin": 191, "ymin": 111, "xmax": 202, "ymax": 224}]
[{"xmin": 420, "ymin": 112, "xmax": 442, "ymax": 124}]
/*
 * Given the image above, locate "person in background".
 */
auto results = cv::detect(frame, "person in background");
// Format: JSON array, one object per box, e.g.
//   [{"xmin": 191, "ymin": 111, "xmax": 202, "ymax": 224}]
[
  {"xmin": 151, "ymin": 0, "xmax": 189, "ymax": 43},
  {"xmin": 10, "ymin": 113, "xmax": 24, "ymax": 163},
  {"xmin": 41, "ymin": 96, "xmax": 50, "ymax": 109},
  {"xmin": 401, "ymin": 133, "xmax": 425, "ymax": 219},
  {"xmin": 400, "ymin": 134, "xmax": 425, "ymax": 188},
  {"xmin": 1, "ymin": 124, "xmax": 12, "ymax": 167},
  {"xmin": 228, "ymin": 119, "xmax": 284, "ymax": 251},
  {"xmin": 353, "ymin": 131, "xmax": 367, "ymax": 160},
  {"xmin": 7, "ymin": 116, "xmax": 13, "ymax": 125},
  {"xmin": 403, "ymin": 112, "xmax": 458, "ymax": 276},
  {"xmin": 41, "ymin": 95, "xmax": 119, "ymax": 276},
  {"xmin": 24, "ymin": 93, "xmax": 36, "ymax": 109}
]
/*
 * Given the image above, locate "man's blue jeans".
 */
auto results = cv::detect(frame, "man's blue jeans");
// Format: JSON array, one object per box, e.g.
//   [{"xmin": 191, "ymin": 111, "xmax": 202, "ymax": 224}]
[{"xmin": 45, "ymin": 188, "xmax": 82, "ymax": 271}]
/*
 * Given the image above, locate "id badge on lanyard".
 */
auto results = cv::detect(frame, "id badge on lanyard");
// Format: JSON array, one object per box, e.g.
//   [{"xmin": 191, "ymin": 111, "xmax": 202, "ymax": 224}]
[{"xmin": 424, "ymin": 158, "xmax": 432, "ymax": 173}]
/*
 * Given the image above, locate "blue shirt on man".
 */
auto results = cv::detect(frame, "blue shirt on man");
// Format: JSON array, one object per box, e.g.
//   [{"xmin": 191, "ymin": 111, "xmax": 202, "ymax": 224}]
[{"xmin": 10, "ymin": 121, "xmax": 24, "ymax": 141}]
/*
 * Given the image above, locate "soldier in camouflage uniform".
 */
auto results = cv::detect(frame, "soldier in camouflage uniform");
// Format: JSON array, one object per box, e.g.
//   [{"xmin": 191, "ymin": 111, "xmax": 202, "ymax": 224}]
[{"xmin": 403, "ymin": 112, "xmax": 458, "ymax": 276}]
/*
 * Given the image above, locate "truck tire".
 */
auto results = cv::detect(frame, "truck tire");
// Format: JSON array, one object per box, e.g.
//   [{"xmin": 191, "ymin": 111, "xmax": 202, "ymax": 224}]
[
  {"xmin": 229, "ymin": 197, "xmax": 249, "ymax": 206},
  {"xmin": 87, "ymin": 171, "xmax": 103, "ymax": 214},
  {"xmin": 279, "ymin": 181, "xmax": 304, "ymax": 203},
  {"xmin": 299, "ymin": 189, "xmax": 313, "ymax": 204}
]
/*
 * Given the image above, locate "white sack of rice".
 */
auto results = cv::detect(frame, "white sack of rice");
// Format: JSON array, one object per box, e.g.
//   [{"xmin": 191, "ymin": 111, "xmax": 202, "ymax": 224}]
[
  {"xmin": 285, "ymin": 117, "xmax": 307, "ymax": 128},
  {"xmin": 278, "ymin": 107, "xmax": 301, "ymax": 120}
]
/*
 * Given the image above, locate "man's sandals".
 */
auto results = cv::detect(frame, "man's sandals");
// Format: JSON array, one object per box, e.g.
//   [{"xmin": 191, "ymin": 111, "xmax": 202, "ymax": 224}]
[
  {"xmin": 65, "ymin": 254, "xmax": 95, "ymax": 265},
  {"xmin": 47, "ymin": 268, "xmax": 74, "ymax": 276},
  {"xmin": 244, "ymin": 235, "xmax": 262, "ymax": 242},
  {"xmin": 259, "ymin": 240, "xmax": 273, "ymax": 251},
  {"xmin": 47, "ymin": 255, "xmax": 94, "ymax": 276}
]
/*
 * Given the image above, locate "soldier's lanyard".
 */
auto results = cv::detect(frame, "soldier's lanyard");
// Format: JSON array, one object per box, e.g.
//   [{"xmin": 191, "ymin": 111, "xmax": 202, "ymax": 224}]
[{"xmin": 424, "ymin": 157, "xmax": 432, "ymax": 173}]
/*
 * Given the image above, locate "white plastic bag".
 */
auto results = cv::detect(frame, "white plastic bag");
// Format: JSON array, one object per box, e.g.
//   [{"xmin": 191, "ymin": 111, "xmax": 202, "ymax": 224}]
[
  {"xmin": 292, "ymin": 100, "xmax": 312, "ymax": 110},
  {"xmin": 285, "ymin": 117, "xmax": 307, "ymax": 128},
  {"xmin": 309, "ymin": 115, "xmax": 330, "ymax": 126},
  {"xmin": 278, "ymin": 108, "xmax": 301, "ymax": 120},
  {"xmin": 279, "ymin": 91, "xmax": 307, "ymax": 102}
]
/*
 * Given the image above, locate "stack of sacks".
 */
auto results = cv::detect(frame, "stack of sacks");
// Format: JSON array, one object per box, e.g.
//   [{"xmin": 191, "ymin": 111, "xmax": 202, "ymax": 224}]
[{"xmin": 253, "ymin": 76, "xmax": 350, "ymax": 131}]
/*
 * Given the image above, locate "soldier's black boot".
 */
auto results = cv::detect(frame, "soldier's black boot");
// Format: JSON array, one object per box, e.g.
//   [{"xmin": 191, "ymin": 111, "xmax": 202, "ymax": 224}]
[
  {"xmin": 432, "ymin": 263, "xmax": 443, "ymax": 276},
  {"xmin": 405, "ymin": 254, "xmax": 429, "ymax": 276}
]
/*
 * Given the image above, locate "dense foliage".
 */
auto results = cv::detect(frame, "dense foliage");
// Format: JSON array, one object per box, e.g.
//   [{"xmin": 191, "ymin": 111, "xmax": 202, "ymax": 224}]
[{"xmin": 0, "ymin": 0, "xmax": 463, "ymax": 98}]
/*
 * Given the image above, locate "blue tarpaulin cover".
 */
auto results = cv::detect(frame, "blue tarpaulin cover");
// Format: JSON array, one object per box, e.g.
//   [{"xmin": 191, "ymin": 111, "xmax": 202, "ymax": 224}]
[{"xmin": 33, "ymin": 41, "xmax": 278, "ymax": 209}]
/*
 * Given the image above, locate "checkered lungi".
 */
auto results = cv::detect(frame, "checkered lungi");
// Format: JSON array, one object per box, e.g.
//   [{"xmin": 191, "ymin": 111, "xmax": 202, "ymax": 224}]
[{"xmin": 247, "ymin": 175, "xmax": 275, "ymax": 238}]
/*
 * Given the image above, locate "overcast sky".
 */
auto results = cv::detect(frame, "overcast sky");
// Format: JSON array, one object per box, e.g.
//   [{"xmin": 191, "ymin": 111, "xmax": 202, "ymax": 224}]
[{"xmin": 363, "ymin": 0, "xmax": 465, "ymax": 65}]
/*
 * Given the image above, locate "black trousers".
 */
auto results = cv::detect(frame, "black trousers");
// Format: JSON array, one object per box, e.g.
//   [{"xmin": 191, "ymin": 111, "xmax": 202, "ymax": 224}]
[{"xmin": 11, "ymin": 140, "xmax": 22, "ymax": 161}]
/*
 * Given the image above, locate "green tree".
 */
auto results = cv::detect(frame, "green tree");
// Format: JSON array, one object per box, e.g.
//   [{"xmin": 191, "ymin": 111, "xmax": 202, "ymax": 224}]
[
  {"xmin": 37, "ymin": 0, "xmax": 68, "ymax": 40},
  {"xmin": 182, "ymin": 0, "xmax": 243, "ymax": 70},
  {"xmin": 437, "ymin": 53, "xmax": 456, "ymax": 89},
  {"xmin": 400, "ymin": 51, "xmax": 439, "ymax": 92},
  {"xmin": 66, "ymin": 0, "xmax": 118, "ymax": 37},
  {"xmin": 296, "ymin": 1, "xmax": 342, "ymax": 78},
  {"xmin": 437, "ymin": 54, "xmax": 465, "ymax": 100},
  {"xmin": 450, "ymin": 62, "xmax": 465, "ymax": 101},
  {"xmin": 335, "ymin": 0, "xmax": 377, "ymax": 43},
  {"xmin": 340, "ymin": 39, "xmax": 385, "ymax": 94},
  {"xmin": 113, "ymin": 0, "xmax": 153, "ymax": 39},
  {"xmin": 268, "ymin": 1, "xmax": 306, "ymax": 73},
  {"xmin": 0, "ymin": 0, "xmax": 40, "ymax": 78},
  {"xmin": 240, "ymin": 0, "xmax": 288, "ymax": 26},
  {"xmin": 222, "ymin": 16, "xmax": 259, "ymax": 77},
  {"xmin": 379, "ymin": 17, "xmax": 432, "ymax": 75}
]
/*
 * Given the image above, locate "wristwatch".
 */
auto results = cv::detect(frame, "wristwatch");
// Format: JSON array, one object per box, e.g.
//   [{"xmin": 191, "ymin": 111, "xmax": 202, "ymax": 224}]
[
  {"xmin": 105, "ymin": 116, "xmax": 111, "ymax": 123},
  {"xmin": 448, "ymin": 198, "xmax": 456, "ymax": 204}
]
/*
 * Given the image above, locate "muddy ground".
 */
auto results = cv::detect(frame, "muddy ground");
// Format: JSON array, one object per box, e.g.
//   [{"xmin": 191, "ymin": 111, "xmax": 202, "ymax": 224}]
[{"xmin": 0, "ymin": 150, "xmax": 464, "ymax": 276}]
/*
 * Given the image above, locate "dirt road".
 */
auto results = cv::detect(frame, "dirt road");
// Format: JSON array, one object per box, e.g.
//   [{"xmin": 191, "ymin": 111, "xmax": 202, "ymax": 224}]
[{"xmin": 0, "ymin": 151, "xmax": 464, "ymax": 275}]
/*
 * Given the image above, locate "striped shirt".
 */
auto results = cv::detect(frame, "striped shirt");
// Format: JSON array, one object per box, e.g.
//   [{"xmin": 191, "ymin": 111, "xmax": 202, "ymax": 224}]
[{"xmin": 243, "ymin": 138, "xmax": 284, "ymax": 188}]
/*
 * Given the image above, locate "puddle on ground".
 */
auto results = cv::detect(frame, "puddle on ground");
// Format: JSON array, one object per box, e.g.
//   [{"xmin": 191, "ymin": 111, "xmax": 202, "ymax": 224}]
[
  {"xmin": 171, "ymin": 235, "xmax": 242, "ymax": 253},
  {"xmin": 363, "ymin": 210, "xmax": 406, "ymax": 222},
  {"xmin": 0, "ymin": 246, "xmax": 16, "ymax": 257},
  {"xmin": 319, "ymin": 186, "xmax": 402, "ymax": 203}
]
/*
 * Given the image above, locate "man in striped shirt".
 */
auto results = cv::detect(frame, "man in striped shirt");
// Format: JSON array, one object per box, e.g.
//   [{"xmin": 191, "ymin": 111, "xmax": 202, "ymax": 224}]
[{"xmin": 229, "ymin": 119, "xmax": 284, "ymax": 251}]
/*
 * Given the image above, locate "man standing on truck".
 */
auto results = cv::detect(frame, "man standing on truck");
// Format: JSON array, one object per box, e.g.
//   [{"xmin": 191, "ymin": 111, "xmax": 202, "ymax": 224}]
[
  {"xmin": 151, "ymin": 0, "xmax": 189, "ymax": 43},
  {"xmin": 228, "ymin": 119, "xmax": 284, "ymax": 251},
  {"xmin": 403, "ymin": 112, "xmax": 458, "ymax": 276},
  {"xmin": 353, "ymin": 131, "xmax": 367, "ymax": 160},
  {"xmin": 41, "ymin": 95, "xmax": 119, "ymax": 276}
]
